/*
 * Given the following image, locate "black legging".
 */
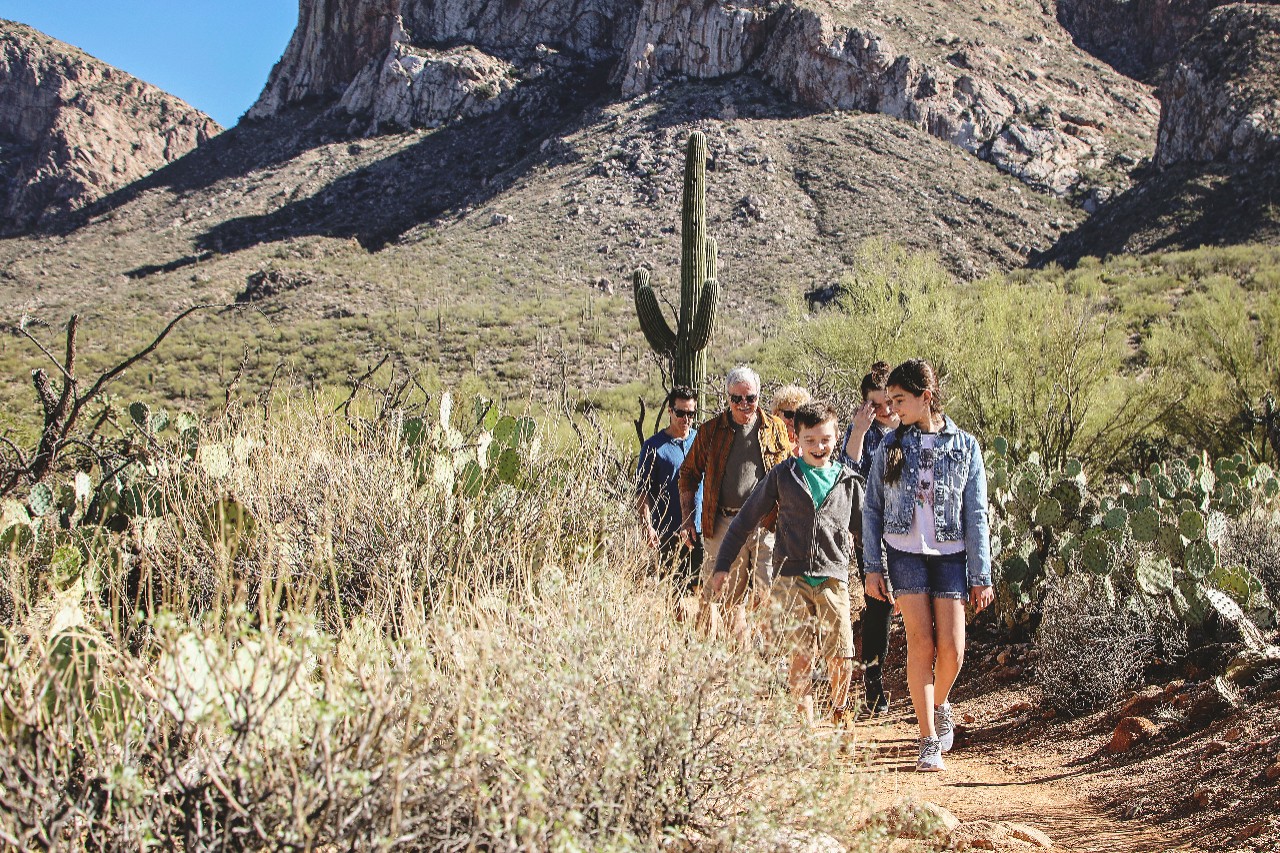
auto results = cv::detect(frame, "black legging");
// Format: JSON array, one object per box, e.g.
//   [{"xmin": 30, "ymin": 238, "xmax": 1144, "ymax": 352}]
[
  {"xmin": 861, "ymin": 593, "xmax": 893, "ymax": 670},
  {"xmin": 855, "ymin": 549, "xmax": 892, "ymax": 673}
]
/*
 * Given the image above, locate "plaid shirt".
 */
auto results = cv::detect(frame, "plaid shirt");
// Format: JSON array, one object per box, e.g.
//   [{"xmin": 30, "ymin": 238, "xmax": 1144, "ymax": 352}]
[{"xmin": 678, "ymin": 409, "xmax": 792, "ymax": 536}]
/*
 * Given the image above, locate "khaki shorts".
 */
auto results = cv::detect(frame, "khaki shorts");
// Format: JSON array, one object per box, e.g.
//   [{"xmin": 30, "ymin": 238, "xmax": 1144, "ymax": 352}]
[
  {"xmin": 771, "ymin": 576, "xmax": 854, "ymax": 660},
  {"xmin": 700, "ymin": 522, "xmax": 774, "ymax": 607}
]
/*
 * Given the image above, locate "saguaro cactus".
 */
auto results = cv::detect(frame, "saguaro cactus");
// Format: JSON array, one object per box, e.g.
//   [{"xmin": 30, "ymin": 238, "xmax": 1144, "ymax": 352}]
[{"xmin": 633, "ymin": 131, "xmax": 720, "ymax": 412}]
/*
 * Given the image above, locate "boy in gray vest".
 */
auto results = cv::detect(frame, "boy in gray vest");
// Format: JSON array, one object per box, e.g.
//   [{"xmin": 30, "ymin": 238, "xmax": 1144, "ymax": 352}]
[{"xmin": 710, "ymin": 401, "xmax": 864, "ymax": 727}]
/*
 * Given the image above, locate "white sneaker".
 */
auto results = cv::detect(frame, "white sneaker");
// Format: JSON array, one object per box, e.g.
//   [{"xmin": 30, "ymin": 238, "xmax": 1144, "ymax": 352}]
[
  {"xmin": 934, "ymin": 702, "xmax": 955, "ymax": 753},
  {"xmin": 916, "ymin": 735, "xmax": 945, "ymax": 772}
]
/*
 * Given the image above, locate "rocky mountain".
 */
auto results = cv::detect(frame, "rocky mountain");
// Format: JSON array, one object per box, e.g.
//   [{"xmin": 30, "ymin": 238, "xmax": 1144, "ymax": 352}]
[
  {"xmin": 251, "ymin": 0, "xmax": 1158, "ymax": 200},
  {"xmin": 1155, "ymin": 3, "xmax": 1280, "ymax": 167},
  {"xmin": 0, "ymin": 20, "xmax": 220, "ymax": 233},
  {"xmin": 1042, "ymin": 2, "xmax": 1280, "ymax": 263},
  {"xmin": 0, "ymin": 1, "xmax": 1278, "ymax": 413}
]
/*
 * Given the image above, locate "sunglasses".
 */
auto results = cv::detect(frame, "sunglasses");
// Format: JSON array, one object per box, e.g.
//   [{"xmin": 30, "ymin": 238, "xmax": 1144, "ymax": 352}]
[
  {"xmin": 672, "ymin": 409, "xmax": 698, "ymax": 419},
  {"xmin": 778, "ymin": 409, "xmax": 796, "ymax": 419},
  {"xmin": 729, "ymin": 394, "xmax": 758, "ymax": 405}
]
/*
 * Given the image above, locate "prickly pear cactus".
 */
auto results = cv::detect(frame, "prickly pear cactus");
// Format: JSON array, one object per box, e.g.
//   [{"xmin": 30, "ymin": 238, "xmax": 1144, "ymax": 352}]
[
  {"xmin": 1130, "ymin": 507, "xmax": 1160, "ymax": 543},
  {"xmin": 1178, "ymin": 509, "xmax": 1206, "ymax": 541},
  {"xmin": 1102, "ymin": 507, "xmax": 1130, "ymax": 531},
  {"xmin": 1184, "ymin": 539, "xmax": 1216, "ymax": 579},
  {"xmin": 987, "ymin": 441, "xmax": 1278, "ymax": 634},
  {"xmin": 1135, "ymin": 554, "xmax": 1175, "ymax": 596},
  {"xmin": 1034, "ymin": 498, "xmax": 1063, "ymax": 528},
  {"xmin": 1080, "ymin": 538, "xmax": 1116, "ymax": 576}
]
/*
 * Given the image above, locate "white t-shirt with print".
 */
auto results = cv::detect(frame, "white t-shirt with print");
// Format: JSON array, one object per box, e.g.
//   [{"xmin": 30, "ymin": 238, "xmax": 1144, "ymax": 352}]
[{"xmin": 883, "ymin": 433, "xmax": 965, "ymax": 556}]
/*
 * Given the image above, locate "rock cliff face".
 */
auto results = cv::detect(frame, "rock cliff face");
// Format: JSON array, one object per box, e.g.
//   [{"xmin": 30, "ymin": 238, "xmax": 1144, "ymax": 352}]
[
  {"xmin": 1154, "ymin": 3, "xmax": 1280, "ymax": 166},
  {"xmin": 1056, "ymin": 0, "xmax": 1280, "ymax": 79},
  {"xmin": 0, "ymin": 21, "xmax": 220, "ymax": 232},
  {"xmin": 1056, "ymin": 0, "xmax": 1223, "ymax": 79},
  {"xmin": 250, "ymin": 0, "xmax": 1159, "ymax": 200}
]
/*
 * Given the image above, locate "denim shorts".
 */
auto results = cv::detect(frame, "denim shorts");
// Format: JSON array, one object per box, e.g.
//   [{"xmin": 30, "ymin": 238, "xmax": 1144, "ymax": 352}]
[{"xmin": 885, "ymin": 544, "xmax": 968, "ymax": 600}]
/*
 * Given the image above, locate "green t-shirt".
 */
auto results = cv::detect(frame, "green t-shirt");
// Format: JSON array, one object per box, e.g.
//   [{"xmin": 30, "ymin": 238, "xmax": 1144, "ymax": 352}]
[
  {"xmin": 797, "ymin": 456, "xmax": 841, "ymax": 509},
  {"xmin": 797, "ymin": 457, "xmax": 842, "ymax": 586}
]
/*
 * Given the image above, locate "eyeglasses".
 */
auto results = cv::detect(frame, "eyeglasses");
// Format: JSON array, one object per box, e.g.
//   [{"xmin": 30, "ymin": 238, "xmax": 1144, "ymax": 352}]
[
  {"xmin": 729, "ymin": 394, "xmax": 758, "ymax": 405},
  {"xmin": 778, "ymin": 409, "xmax": 796, "ymax": 419},
  {"xmin": 672, "ymin": 409, "xmax": 697, "ymax": 419}
]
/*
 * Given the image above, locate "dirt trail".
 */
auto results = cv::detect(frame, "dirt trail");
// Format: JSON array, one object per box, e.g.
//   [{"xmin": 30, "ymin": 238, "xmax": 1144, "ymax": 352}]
[{"xmin": 846, "ymin": 709, "xmax": 1194, "ymax": 851}]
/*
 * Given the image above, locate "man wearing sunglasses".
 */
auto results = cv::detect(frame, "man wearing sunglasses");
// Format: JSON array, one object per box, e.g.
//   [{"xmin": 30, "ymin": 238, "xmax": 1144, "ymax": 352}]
[
  {"xmin": 678, "ymin": 365, "xmax": 791, "ymax": 641},
  {"xmin": 637, "ymin": 386, "xmax": 704, "ymax": 591}
]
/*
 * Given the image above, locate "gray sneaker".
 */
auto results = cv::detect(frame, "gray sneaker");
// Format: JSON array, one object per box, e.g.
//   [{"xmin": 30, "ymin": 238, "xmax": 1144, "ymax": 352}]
[
  {"xmin": 916, "ymin": 735, "xmax": 945, "ymax": 772},
  {"xmin": 934, "ymin": 702, "xmax": 955, "ymax": 753}
]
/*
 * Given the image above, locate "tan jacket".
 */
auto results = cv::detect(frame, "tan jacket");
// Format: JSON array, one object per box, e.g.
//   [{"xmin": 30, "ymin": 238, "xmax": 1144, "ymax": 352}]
[{"xmin": 678, "ymin": 409, "xmax": 791, "ymax": 536}]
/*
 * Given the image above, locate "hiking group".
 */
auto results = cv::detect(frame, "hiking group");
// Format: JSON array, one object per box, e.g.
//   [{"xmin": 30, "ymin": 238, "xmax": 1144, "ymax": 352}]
[{"xmin": 636, "ymin": 359, "xmax": 993, "ymax": 772}]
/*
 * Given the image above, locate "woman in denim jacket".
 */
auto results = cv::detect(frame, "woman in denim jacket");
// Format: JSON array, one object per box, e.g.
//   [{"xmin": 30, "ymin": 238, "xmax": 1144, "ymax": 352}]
[{"xmin": 862, "ymin": 359, "xmax": 993, "ymax": 772}]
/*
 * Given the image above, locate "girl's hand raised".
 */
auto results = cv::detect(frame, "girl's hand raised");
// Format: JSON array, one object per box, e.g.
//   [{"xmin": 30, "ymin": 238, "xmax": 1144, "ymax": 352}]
[
  {"xmin": 851, "ymin": 400, "xmax": 876, "ymax": 434},
  {"xmin": 970, "ymin": 585, "xmax": 995, "ymax": 613}
]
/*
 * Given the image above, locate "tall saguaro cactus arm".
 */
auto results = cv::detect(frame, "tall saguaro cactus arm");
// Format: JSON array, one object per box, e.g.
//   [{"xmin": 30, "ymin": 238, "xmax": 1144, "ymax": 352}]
[
  {"xmin": 689, "ymin": 278, "xmax": 719, "ymax": 351},
  {"xmin": 633, "ymin": 270, "xmax": 676, "ymax": 356},
  {"xmin": 630, "ymin": 130, "xmax": 723, "ymax": 412}
]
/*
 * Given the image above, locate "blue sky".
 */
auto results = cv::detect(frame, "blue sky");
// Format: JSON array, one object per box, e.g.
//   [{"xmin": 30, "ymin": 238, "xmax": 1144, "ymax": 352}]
[{"xmin": 0, "ymin": 1, "xmax": 298, "ymax": 127}]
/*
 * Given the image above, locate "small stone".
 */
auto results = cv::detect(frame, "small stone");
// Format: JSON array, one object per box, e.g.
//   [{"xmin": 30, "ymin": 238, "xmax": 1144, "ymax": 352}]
[
  {"xmin": 1004, "ymin": 701, "xmax": 1034, "ymax": 716},
  {"xmin": 962, "ymin": 712, "xmax": 978, "ymax": 724},
  {"xmin": 1004, "ymin": 822, "xmax": 1053, "ymax": 848},
  {"xmin": 1203, "ymin": 740, "xmax": 1229, "ymax": 757},
  {"xmin": 878, "ymin": 800, "xmax": 961, "ymax": 840},
  {"xmin": 996, "ymin": 650, "xmax": 1012, "ymax": 665},
  {"xmin": 1265, "ymin": 761, "xmax": 1280, "ymax": 782},
  {"xmin": 1188, "ymin": 677, "xmax": 1241, "ymax": 728},
  {"xmin": 949, "ymin": 820, "xmax": 1010, "ymax": 850},
  {"xmin": 1118, "ymin": 685, "xmax": 1163, "ymax": 719},
  {"xmin": 994, "ymin": 665, "xmax": 1023, "ymax": 681},
  {"xmin": 1231, "ymin": 820, "xmax": 1266, "ymax": 843},
  {"xmin": 1192, "ymin": 786, "xmax": 1214, "ymax": 808},
  {"xmin": 1222, "ymin": 726, "xmax": 1243, "ymax": 742},
  {"xmin": 1108, "ymin": 717, "xmax": 1160, "ymax": 753}
]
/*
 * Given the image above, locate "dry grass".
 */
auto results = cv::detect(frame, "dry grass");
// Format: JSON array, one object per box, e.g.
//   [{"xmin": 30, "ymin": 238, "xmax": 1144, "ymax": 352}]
[{"xmin": 0, "ymin": 398, "xmax": 875, "ymax": 850}]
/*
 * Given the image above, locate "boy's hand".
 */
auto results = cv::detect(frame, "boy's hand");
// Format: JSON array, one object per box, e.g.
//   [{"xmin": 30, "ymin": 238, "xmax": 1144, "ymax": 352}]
[
  {"xmin": 970, "ymin": 585, "xmax": 995, "ymax": 613},
  {"xmin": 708, "ymin": 570, "xmax": 728, "ymax": 596},
  {"xmin": 864, "ymin": 572, "xmax": 893, "ymax": 605},
  {"xmin": 643, "ymin": 524, "xmax": 661, "ymax": 549}
]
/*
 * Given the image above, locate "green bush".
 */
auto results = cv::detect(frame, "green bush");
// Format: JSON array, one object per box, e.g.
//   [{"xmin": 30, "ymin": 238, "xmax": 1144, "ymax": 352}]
[{"xmin": 761, "ymin": 240, "xmax": 1280, "ymax": 474}]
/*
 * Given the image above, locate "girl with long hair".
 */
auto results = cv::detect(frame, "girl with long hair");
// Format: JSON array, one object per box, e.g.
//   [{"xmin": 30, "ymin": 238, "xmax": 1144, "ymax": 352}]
[{"xmin": 862, "ymin": 359, "xmax": 993, "ymax": 771}]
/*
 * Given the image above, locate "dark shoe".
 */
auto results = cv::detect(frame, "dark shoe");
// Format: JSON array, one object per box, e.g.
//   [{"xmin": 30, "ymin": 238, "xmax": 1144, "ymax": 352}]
[{"xmin": 863, "ymin": 674, "xmax": 890, "ymax": 716}]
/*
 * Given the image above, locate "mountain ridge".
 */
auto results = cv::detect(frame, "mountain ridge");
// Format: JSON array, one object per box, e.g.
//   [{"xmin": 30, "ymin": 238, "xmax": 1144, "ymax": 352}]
[{"xmin": 0, "ymin": 20, "xmax": 220, "ymax": 233}]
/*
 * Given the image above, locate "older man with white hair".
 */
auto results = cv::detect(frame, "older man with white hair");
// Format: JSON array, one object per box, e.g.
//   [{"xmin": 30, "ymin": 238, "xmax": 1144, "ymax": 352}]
[{"xmin": 678, "ymin": 365, "xmax": 791, "ymax": 639}]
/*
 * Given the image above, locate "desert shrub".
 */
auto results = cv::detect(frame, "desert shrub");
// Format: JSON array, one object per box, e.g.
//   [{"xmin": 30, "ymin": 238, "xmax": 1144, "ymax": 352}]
[
  {"xmin": 1033, "ymin": 577, "xmax": 1158, "ymax": 714},
  {"xmin": 766, "ymin": 239, "xmax": 1159, "ymax": 471},
  {"xmin": 766, "ymin": 240, "xmax": 1280, "ymax": 474},
  {"xmin": 0, "ymin": 401, "xmax": 874, "ymax": 850},
  {"xmin": 1221, "ymin": 513, "xmax": 1280, "ymax": 606}
]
